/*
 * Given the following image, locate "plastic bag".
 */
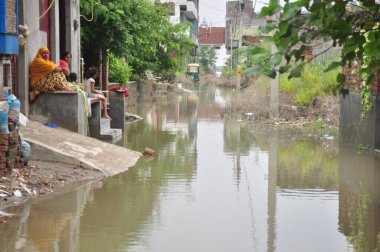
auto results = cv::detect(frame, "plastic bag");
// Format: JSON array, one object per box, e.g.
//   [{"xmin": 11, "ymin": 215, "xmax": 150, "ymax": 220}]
[
  {"xmin": 0, "ymin": 101, "xmax": 9, "ymax": 134},
  {"xmin": 21, "ymin": 140, "xmax": 30, "ymax": 165},
  {"xmin": 7, "ymin": 95, "xmax": 20, "ymax": 127}
]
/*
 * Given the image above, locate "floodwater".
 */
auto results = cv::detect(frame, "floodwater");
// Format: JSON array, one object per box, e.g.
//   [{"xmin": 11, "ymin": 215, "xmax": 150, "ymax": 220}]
[{"xmin": 1, "ymin": 84, "xmax": 380, "ymax": 252}]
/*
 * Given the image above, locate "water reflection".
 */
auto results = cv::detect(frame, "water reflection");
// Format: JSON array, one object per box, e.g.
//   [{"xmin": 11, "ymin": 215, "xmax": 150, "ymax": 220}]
[
  {"xmin": 0, "ymin": 183, "xmax": 94, "ymax": 251},
  {"xmin": 2, "ymin": 85, "xmax": 380, "ymax": 251},
  {"xmin": 339, "ymin": 144, "xmax": 380, "ymax": 251}
]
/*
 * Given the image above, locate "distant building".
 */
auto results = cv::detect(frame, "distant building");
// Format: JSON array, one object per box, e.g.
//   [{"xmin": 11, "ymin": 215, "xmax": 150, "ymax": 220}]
[
  {"xmin": 198, "ymin": 24, "xmax": 228, "ymax": 68},
  {"xmin": 225, "ymin": 0, "xmax": 267, "ymax": 54},
  {"xmin": 198, "ymin": 26, "xmax": 225, "ymax": 49},
  {"xmin": 154, "ymin": 0, "xmax": 199, "ymax": 45}
]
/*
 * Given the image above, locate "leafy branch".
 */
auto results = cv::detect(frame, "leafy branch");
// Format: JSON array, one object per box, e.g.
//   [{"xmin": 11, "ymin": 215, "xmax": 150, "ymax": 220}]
[{"xmin": 257, "ymin": 0, "xmax": 380, "ymax": 114}]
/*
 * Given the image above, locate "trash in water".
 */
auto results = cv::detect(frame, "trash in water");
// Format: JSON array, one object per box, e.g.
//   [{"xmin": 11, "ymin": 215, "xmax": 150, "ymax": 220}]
[
  {"xmin": 143, "ymin": 147, "xmax": 155, "ymax": 156},
  {"xmin": 320, "ymin": 134, "xmax": 334, "ymax": 140},
  {"xmin": 14, "ymin": 190, "xmax": 22, "ymax": 197},
  {"xmin": 245, "ymin": 112, "xmax": 254, "ymax": 120}
]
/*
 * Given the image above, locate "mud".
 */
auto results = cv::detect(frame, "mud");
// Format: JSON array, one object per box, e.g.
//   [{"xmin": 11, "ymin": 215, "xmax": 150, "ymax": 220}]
[{"xmin": 0, "ymin": 160, "xmax": 103, "ymax": 222}]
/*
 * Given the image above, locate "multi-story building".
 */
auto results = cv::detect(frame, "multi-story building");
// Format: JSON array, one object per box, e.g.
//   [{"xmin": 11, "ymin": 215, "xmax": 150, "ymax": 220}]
[
  {"xmin": 198, "ymin": 24, "xmax": 228, "ymax": 67},
  {"xmin": 225, "ymin": 0, "xmax": 266, "ymax": 54},
  {"xmin": 155, "ymin": 0, "xmax": 199, "ymax": 45}
]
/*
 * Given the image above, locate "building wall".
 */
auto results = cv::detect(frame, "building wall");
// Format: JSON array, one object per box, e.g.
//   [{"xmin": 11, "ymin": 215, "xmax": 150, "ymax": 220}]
[
  {"xmin": 340, "ymin": 93, "xmax": 380, "ymax": 150},
  {"xmin": 64, "ymin": 0, "xmax": 80, "ymax": 75},
  {"xmin": 18, "ymin": 0, "xmax": 48, "ymax": 115},
  {"xmin": 17, "ymin": 0, "xmax": 80, "ymax": 115},
  {"xmin": 6, "ymin": 0, "xmax": 18, "ymax": 33}
]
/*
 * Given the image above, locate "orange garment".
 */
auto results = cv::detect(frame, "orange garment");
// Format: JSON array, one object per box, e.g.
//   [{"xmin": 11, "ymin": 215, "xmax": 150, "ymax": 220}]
[{"xmin": 30, "ymin": 47, "xmax": 57, "ymax": 85}]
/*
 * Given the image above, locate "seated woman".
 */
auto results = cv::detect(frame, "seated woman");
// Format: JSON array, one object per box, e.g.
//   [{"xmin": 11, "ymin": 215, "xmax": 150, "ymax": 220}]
[{"xmin": 29, "ymin": 47, "xmax": 74, "ymax": 102}]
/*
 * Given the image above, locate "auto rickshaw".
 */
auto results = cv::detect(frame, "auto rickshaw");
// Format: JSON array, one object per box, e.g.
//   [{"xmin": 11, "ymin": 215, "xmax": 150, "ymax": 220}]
[{"xmin": 186, "ymin": 63, "xmax": 200, "ymax": 82}]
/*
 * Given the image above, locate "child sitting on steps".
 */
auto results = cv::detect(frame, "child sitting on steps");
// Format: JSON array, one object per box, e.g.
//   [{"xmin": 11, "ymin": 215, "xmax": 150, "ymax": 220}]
[{"xmin": 85, "ymin": 67, "xmax": 111, "ymax": 120}]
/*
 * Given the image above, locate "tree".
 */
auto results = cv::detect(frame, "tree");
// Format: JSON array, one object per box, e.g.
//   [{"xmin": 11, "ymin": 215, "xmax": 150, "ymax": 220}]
[
  {"xmin": 198, "ymin": 45, "xmax": 217, "ymax": 72},
  {"xmin": 258, "ymin": 0, "xmax": 380, "ymax": 113},
  {"xmin": 80, "ymin": 0, "xmax": 194, "ymax": 78}
]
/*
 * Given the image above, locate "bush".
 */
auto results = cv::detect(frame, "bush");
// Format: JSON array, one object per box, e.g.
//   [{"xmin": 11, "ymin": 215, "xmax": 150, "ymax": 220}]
[
  {"xmin": 109, "ymin": 53, "xmax": 132, "ymax": 84},
  {"xmin": 280, "ymin": 62, "xmax": 341, "ymax": 106}
]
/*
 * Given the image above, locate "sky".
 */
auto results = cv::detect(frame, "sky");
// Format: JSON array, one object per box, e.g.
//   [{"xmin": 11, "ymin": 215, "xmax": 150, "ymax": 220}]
[{"xmin": 199, "ymin": 0, "xmax": 270, "ymax": 27}]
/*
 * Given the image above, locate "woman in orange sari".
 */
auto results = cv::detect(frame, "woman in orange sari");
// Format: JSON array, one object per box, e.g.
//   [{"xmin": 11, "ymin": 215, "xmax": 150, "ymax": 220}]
[{"xmin": 29, "ymin": 48, "xmax": 74, "ymax": 101}]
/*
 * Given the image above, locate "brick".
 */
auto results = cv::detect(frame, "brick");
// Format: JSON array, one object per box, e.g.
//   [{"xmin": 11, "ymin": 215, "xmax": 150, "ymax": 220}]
[
  {"xmin": 0, "ymin": 134, "xmax": 9, "ymax": 140},
  {"xmin": 0, "ymin": 146, "xmax": 8, "ymax": 152},
  {"xmin": 0, "ymin": 139, "xmax": 8, "ymax": 146}
]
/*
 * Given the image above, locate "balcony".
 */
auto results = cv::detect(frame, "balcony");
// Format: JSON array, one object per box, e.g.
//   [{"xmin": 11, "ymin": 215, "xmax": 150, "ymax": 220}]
[{"xmin": 180, "ymin": 1, "xmax": 198, "ymax": 20}]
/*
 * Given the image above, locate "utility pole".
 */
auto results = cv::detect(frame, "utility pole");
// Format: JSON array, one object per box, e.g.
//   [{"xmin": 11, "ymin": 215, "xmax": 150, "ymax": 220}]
[
  {"xmin": 230, "ymin": 22, "xmax": 233, "ymax": 73},
  {"xmin": 269, "ymin": 0, "xmax": 279, "ymax": 118},
  {"xmin": 236, "ymin": 0, "xmax": 243, "ymax": 90},
  {"xmin": 225, "ymin": 15, "xmax": 233, "ymax": 75}
]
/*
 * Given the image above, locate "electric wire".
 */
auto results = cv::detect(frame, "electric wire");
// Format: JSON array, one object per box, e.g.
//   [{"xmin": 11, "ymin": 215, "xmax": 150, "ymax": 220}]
[{"xmin": 80, "ymin": 0, "xmax": 94, "ymax": 22}]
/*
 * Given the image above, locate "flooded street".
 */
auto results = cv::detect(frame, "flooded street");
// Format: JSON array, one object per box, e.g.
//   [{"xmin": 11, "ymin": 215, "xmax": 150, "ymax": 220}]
[{"xmin": 1, "ymin": 85, "xmax": 380, "ymax": 251}]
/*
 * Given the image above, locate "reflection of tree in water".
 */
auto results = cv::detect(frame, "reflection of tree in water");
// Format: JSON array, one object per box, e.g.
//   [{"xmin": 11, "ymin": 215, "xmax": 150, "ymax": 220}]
[
  {"xmin": 79, "ymin": 112, "xmax": 197, "ymax": 251},
  {"xmin": 79, "ymin": 152, "xmax": 197, "ymax": 251},
  {"xmin": 340, "ymin": 182, "xmax": 373, "ymax": 251},
  {"xmin": 339, "ymin": 145, "xmax": 380, "ymax": 251}
]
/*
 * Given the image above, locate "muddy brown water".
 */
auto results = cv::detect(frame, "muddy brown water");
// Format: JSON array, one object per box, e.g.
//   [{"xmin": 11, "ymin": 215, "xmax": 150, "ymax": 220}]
[{"xmin": 0, "ymin": 85, "xmax": 379, "ymax": 251}]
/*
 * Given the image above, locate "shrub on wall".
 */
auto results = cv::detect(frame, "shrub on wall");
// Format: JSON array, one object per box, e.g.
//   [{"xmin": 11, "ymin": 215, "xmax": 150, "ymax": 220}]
[{"xmin": 109, "ymin": 53, "xmax": 132, "ymax": 84}]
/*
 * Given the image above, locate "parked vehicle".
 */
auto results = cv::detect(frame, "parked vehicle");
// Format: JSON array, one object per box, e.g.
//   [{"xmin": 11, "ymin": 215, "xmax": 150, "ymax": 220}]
[{"xmin": 187, "ymin": 63, "xmax": 200, "ymax": 82}]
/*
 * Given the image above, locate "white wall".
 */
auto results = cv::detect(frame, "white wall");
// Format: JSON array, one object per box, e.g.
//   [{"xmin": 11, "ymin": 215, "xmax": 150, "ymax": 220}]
[{"xmin": 216, "ymin": 44, "xmax": 229, "ymax": 67}]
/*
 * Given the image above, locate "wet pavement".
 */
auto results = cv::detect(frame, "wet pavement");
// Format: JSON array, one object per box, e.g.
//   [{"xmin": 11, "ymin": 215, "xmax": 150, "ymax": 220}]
[{"xmin": 0, "ymin": 85, "xmax": 379, "ymax": 251}]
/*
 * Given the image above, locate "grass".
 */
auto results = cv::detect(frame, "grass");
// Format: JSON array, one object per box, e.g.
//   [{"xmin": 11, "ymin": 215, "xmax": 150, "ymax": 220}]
[{"xmin": 280, "ymin": 62, "xmax": 341, "ymax": 106}]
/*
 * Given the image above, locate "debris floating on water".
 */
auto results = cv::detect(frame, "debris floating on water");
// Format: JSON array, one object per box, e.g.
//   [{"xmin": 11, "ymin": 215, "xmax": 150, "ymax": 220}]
[
  {"xmin": 143, "ymin": 147, "xmax": 155, "ymax": 156},
  {"xmin": 14, "ymin": 190, "xmax": 22, "ymax": 197},
  {"xmin": 320, "ymin": 134, "xmax": 334, "ymax": 140}
]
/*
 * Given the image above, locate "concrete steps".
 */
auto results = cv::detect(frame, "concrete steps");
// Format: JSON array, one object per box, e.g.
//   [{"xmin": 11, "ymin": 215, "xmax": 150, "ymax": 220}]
[
  {"xmin": 99, "ymin": 118, "xmax": 122, "ymax": 143},
  {"xmin": 88, "ymin": 93, "xmax": 126, "ymax": 144}
]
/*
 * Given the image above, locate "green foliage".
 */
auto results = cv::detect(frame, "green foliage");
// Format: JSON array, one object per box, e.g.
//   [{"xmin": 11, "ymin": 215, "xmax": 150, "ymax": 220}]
[
  {"xmin": 244, "ymin": 41, "xmax": 272, "ymax": 77},
  {"xmin": 258, "ymin": 1, "xmax": 380, "ymax": 114},
  {"xmin": 80, "ymin": 0, "xmax": 195, "ymax": 78},
  {"xmin": 280, "ymin": 62, "xmax": 341, "ymax": 105},
  {"xmin": 198, "ymin": 46, "xmax": 217, "ymax": 72},
  {"xmin": 109, "ymin": 53, "xmax": 132, "ymax": 84}
]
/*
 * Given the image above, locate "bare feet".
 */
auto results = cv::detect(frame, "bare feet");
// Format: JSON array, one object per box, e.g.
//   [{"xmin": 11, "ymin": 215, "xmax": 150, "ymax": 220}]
[
  {"xmin": 102, "ymin": 113, "xmax": 111, "ymax": 120},
  {"xmin": 29, "ymin": 90, "xmax": 40, "ymax": 103}
]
